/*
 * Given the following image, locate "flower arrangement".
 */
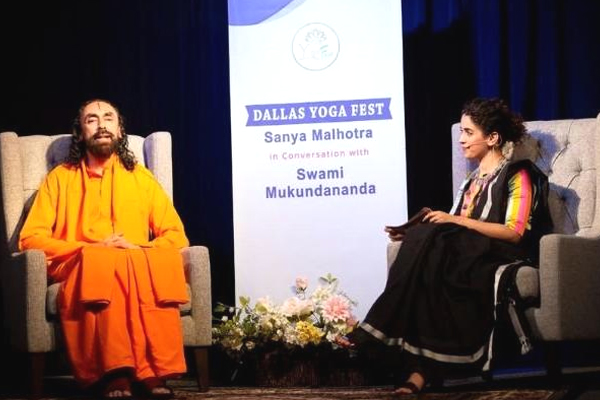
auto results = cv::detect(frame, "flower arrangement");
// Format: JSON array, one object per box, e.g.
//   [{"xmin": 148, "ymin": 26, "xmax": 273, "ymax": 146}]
[{"xmin": 212, "ymin": 273, "xmax": 358, "ymax": 358}]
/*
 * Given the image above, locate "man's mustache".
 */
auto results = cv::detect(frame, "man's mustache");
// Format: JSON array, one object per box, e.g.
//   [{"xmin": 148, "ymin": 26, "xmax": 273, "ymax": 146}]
[{"xmin": 92, "ymin": 128, "xmax": 115, "ymax": 140}]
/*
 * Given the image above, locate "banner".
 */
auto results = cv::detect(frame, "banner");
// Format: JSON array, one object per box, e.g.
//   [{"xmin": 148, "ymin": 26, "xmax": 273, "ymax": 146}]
[{"xmin": 228, "ymin": 0, "xmax": 407, "ymax": 319}]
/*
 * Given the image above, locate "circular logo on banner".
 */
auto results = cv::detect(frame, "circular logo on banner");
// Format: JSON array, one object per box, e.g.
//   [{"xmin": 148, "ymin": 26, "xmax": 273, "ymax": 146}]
[{"xmin": 292, "ymin": 23, "xmax": 340, "ymax": 71}]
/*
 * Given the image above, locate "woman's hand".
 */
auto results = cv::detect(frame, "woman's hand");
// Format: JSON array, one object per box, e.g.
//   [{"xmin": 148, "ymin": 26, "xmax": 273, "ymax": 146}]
[
  {"xmin": 423, "ymin": 211, "xmax": 522, "ymax": 243},
  {"xmin": 422, "ymin": 210, "xmax": 458, "ymax": 224}
]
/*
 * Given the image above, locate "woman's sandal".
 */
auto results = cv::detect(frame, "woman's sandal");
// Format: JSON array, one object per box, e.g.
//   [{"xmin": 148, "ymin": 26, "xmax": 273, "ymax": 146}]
[
  {"xmin": 140, "ymin": 377, "xmax": 174, "ymax": 399},
  {"xmin": 103, "ymin": 376, "xmax": 133, "ymax": 400}
]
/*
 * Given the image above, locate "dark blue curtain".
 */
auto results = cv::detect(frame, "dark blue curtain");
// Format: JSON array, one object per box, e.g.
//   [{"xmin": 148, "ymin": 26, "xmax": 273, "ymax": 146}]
[
  {"xmin": 0, "ymin": 0, "xmax": 236, "ymax": 307},
  {"xmin": 1, "ymin": 0, "xmax": 599, "ymax": 312},
  {"xmin": 402, "ymin": 0, "xmax": 600, "ymax": 213}
]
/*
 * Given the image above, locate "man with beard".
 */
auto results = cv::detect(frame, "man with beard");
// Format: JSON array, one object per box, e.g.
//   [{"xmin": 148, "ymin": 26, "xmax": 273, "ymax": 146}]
[{"xmin": 19, "ymin": 99, "xmax": 189, "ymax": 399}]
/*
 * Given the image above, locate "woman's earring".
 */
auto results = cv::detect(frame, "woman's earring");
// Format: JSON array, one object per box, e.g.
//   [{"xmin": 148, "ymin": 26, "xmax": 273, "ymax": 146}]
[{"xmin": 491, "ymin": 136, "xmax": 500, "ymax": 151}]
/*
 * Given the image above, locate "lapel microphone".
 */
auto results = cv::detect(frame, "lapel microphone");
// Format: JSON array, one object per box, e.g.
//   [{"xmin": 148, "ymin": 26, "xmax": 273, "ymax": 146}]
[{"xmin": 464, "ymin": 140, "xmax": 489, "ymax": 149}]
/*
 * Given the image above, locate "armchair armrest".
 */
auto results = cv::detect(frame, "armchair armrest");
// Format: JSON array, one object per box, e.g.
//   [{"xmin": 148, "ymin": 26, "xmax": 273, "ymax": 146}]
[
  {"xmin": 180, "ymin": 246, "xmax": 212, "ymax": 345},
  {"xmin": 1, "ymin": 249, "xmax": 56, "ymax": 352},
  {"xmin": 386, "ymin": 241, "xmax": 403, "ymax": 271},
  {"xmin": 528, "ymin": 233, "xmax": 600, "ymax": 341}
]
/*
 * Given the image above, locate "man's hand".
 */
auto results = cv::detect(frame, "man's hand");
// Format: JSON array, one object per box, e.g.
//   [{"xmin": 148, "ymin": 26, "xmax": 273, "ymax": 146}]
[{"xmin": 92, "ymin": 233, "xmax": 140, "ymax": 249}]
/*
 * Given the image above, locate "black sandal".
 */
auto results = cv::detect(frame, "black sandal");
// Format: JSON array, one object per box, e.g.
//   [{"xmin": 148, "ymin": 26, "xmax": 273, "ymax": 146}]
[
  {"xmin": 139, "ymin": 377, "xmax": 174, "ymax": 399},
  {"xmin": 395, "ymin": 380, "xmax": 421, "ymax": 395},
  {"xmin": 394, "ymin": 370, "xmax": 427, "ymax": 396}
]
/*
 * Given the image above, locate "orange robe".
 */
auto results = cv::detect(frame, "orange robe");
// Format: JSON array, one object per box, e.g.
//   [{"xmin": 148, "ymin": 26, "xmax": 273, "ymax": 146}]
[{"xmin": 19, "ymin": 155, "xmax": 190, "ymax": 386}]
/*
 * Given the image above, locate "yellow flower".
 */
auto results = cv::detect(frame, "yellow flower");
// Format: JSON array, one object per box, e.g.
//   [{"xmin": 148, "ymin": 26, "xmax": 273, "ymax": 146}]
[{"xmin": 295, "ymin": 321, "xmax": 324, "ymax": 346}]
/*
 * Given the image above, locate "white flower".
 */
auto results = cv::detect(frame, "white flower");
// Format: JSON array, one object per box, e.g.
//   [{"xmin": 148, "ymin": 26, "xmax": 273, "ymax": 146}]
[
  {"xmin": 221, "ymin": 316, "xmax": 229, "ymax": 322},
  {"xmin": 255, "ymin": 296, "xmax": 274, "ymax": 313},
  {"xmin": 282, "ymin": 325, "xmax": 299, "ymax": 345},
  {"xmin": 325, "ymin": 331, "xmax": 338, "ymax": 343},
  {"xmin": 280, "ymin": 297, "xmax": 314, "ymax": 317},
  {"xmin": 310, "ymin": 286, "xmax": 333, "ymax": 305},
  {"xmin": 258, "ymin": 316, "xmax": 273, "ymax": 331}
]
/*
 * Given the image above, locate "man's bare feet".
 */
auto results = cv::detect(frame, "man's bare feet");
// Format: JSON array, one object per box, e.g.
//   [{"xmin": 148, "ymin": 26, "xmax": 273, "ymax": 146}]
[
  {"xmin": 105, "ymin": 388, "xmax": 133, "ymax": 399},
  {"xmin": 394, "ymin": 371, "xmax": 425, "ymax": 395},
  {"xmin": 103, "ymin": 376, "xmax": 133, "ymax": 399},
  {"xmin": 140, "ymin": 377, "xmax": 174, "ymax": 399}
]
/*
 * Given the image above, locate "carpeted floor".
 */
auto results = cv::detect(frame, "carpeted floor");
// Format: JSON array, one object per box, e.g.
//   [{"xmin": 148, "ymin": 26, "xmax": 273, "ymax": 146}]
[
  {"xmin": 171, "ymin": 386, "xmax": 563, "ymax": 400},
  {"xmin": 0, "ymin": 379, "xmax": 569, "ymax": 400}
]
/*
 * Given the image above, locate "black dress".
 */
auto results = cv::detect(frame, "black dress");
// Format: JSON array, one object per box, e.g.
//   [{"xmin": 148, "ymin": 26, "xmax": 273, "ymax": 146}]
[{"xmin": 353, "ymin": 159, "xmax": 552, "ymax": 381}]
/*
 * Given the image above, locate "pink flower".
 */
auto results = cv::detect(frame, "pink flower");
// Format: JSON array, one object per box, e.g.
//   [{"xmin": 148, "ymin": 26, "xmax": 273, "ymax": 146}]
[
  {"xmin": 322, "ymin": 295, "xmax": 351, "ymax": 323},
  {"xmin": 295, "ymin": 276, "xmax": 308, "ymax": 291},
  {"xmin": 346, "ymin": 315, "xmax": 358, "ymax": 328}
]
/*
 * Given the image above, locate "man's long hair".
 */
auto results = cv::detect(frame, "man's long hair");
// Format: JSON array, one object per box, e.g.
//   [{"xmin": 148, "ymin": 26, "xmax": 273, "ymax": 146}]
[{"xmin": 65, "ymin": 99, "xmax": 137, "ymax": 171}]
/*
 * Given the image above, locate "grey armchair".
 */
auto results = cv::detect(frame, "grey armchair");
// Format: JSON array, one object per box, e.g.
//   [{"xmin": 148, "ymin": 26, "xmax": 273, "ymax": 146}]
[
  {"xmin": 388, "ymin": 113, "xmax": 600, "ymax": 377},
  {"xmin": 0, "ymin": 131, "xmax": 212, "ymax": 398}
]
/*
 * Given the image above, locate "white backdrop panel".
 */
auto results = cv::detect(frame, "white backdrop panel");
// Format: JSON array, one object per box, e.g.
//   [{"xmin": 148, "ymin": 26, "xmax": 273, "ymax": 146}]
[{"xmin": 228, "ymin": 0, "xmax": 408, "ymax": 319}]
